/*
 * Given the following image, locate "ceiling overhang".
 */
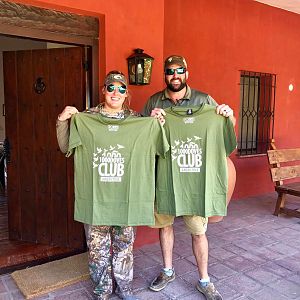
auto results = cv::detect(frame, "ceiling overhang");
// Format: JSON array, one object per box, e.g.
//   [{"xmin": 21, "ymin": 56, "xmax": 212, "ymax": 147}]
[{"xmin": 254, "ymin": 0, "xmax": 300, "ymax": 15}]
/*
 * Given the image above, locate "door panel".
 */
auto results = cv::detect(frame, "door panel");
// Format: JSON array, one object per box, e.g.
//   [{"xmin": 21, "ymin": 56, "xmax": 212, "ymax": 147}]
[
  {"xmin": 18, "ymin": 50, "xmax": 37, "ymax": 242},
  {"xmin": 33, "ymin": 49, "xmax": 51, "ymax": 244},
  {"xmin": 3, "ymin": 51, "xmax": 20, "ymax": 241},
  {"xmin": 3, "ymin": 47, "xmax": 86, "ymax": 249}
]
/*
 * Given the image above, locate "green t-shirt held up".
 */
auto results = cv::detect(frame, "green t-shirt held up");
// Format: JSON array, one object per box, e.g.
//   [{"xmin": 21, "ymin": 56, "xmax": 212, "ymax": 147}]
[
  {"xmin": 67, "ymin": 112, "xmax": 169, "ymax": 226},
  {"xmin": 156, "ymin": 105, "xmax": 237, "ymax": 217}
]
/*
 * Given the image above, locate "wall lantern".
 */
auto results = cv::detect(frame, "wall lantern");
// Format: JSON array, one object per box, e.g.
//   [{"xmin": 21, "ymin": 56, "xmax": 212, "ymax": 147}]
[{"xmin": 127, "ymin": 48, "xmax": 154, "ymax": 85}]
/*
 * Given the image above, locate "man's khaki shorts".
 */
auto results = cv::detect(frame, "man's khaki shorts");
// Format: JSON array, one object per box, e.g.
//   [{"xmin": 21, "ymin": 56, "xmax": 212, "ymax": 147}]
[{"xmin": 151, "ymin": 212, "xmax": 208, "ymax": 235}]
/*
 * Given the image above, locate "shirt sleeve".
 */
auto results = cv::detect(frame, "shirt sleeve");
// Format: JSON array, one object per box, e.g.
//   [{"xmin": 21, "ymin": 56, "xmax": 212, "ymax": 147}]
[
  {"xmin": 56, "ymin": 119, "xmax": 69, "ymax": 154},
  {"xmin": 66, "ymin": 114, "xmax": 82, "ymax": 157},
  {"xmin": 223, "ymin": 117, "xmax": 237, "ymax": 156}
]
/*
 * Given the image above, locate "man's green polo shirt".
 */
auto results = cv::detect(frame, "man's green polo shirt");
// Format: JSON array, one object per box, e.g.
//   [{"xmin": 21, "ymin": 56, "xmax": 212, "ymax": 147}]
[{"xmin": 142, "ymin": 85, "xmax": 217, "ymax": 116}]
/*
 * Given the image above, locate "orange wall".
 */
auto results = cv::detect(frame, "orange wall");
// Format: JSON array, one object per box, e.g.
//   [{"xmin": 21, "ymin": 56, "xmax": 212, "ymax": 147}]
[
  {"xmin": 6, "ymin": 0, "xmax": 300, "ymax": 245},
  {"xmin": 9, "ymin": 0, "xmax": 300, "ymax": 199},
  {"xmin": 164, "ymin": 0, "xmax": 300, "ymax": 198}
]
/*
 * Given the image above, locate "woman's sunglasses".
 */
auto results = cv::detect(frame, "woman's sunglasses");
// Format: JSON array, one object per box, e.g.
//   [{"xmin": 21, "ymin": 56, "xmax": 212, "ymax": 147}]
[
  {"xmin": 165, "ymin": 67, "xmax": 186, "ymax": 75},
  {"xmin": 106, "ymin": 84, "xmax": 127, "ymax": 94}
]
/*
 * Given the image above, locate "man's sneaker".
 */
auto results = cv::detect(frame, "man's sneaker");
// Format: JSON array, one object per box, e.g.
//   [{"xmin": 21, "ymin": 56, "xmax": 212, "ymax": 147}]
[
  {"xmin": 196, "ymin": 281, "xmax": 223, "ymax": 300},
  {"xmin": 149, "ymin": 270, "xmax": 175, "ymax": 291}
]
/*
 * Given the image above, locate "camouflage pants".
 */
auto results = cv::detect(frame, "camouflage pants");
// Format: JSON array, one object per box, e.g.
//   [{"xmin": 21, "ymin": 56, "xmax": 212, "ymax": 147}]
[{"xmin": 87, "ymin": 225, "xmax": 136, "ymax": 299}]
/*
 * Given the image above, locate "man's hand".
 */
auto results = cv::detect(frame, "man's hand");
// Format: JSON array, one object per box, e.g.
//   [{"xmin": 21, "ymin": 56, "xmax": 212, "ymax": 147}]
[
  {"xmin": 150, "ymin": 108, "xmax": 166, "ymax": 125},
  {"xmin": 57, "ymin": 106, "xmax": 79, "ymax": 121},
  {"xmin": 216, "ymin": 104, "xmax": 236, "ymax": 126},
  {"xmin": 216, "ymin": 104, "xmax": 233, "ymax": 117}
]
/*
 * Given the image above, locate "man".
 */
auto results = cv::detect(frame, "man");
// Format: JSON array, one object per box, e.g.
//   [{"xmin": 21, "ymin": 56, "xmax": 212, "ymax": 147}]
[{"xmin": 142, "ymin": 55, "xmax": 236, "ymax": 300}]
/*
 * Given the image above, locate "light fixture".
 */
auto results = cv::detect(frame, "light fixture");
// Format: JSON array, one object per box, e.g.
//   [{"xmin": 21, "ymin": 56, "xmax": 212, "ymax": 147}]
[{"xmin": 127, "ymin": 49, "xmax": 154, "ymax": 85}]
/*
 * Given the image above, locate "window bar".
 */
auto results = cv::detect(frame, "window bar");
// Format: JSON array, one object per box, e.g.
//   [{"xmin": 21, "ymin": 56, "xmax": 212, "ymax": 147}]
[
  {"xmin": 246, "ymin": 71, "xmax": 251, "ymax": 155},
  {"xmin": 271, "ymin": 74, "xmax": 276, "ymax": 143},
  {"xmin": 256, "ymin": 75, "xmax": 261, "ymax": 153},
  {"xmin": 239, "ymin": 73, "xmax": 245, "ymax": 154},
  {"xmin": 265, "ymin": 74, "xmax": 272, "ymax": 152},
  {"xmin": 252, "ymin": 73, "xmax": 258, "ymax": 154},
  {"xmin": 263, "ymin": 74, "xmax": 268, "ymax": 153},
  {"xmin": 261, "ymin": 72, "xmax": 268, "ymax": 154},
  {"xmin": 250, "ymin": 74, "xmax": 254, "ymax": 154},
  {"xmin": 266, "ymin": 74, "xmax": 272, "ymax": 152}
]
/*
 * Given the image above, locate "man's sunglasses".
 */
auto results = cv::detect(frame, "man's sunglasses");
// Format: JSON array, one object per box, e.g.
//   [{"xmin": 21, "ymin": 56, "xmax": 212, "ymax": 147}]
[
  {"xmin": 165, "ymin": 67, "xmax": 186, "ymax": 75},
  {"xmin": 106, "ymin": 84, "xmax": 127, "ymax": 94}
]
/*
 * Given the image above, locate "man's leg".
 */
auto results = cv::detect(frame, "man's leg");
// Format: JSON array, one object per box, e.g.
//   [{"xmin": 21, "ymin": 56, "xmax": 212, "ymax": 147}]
[
  {"xmin": 185, "ymin": 216, "xmax": 222, "ymax": 300},
  {"xmin": 149, "ymin": 214, "xmax": 176, "ymax": 291},
  {"xmin": 159, "ymin": 225, "xmax": 174, "ymax": 269},
  {"xmin": 192, "ymin": 233, "xmax": 209, "ymax": 279}
]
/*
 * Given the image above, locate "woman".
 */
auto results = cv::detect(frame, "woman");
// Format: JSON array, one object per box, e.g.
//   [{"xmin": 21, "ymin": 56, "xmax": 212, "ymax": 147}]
[{"xmin": 56, "ymin": 71, "xmax": 140, "ymax": 300}]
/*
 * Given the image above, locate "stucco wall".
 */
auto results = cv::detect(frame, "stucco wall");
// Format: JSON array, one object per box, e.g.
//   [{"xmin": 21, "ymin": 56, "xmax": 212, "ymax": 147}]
[{"xmin": 4, "ymin": 0, "xmax": 300, "ymax": 246}]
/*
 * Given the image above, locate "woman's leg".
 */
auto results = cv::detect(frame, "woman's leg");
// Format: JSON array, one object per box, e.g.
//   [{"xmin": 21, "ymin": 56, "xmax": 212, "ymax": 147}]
[
  {"xmin": 111, "ymin": 226, "xmax": 136, "ymax": 298},
  {"xmin": 88, "ymin": 225, "xmax": 113, "ymax": 299}
]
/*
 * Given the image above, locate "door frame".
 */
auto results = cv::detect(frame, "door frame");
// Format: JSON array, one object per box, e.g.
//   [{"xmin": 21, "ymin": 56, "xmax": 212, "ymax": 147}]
[{"xmin": 0, "ymin": 0, "xmax": 99, "ymax": 103}]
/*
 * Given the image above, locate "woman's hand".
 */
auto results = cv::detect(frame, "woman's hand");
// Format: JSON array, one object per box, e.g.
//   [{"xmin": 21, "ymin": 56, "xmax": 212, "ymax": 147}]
[{"xmin": 57, "ymin": 106, "xmax": 79, "ymax": 121}]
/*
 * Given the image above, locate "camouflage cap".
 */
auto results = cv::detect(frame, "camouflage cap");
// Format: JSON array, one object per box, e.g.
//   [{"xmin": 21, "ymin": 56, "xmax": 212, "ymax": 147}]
[
  {"xmin": 104, "ymin": 72, "xmax": 127, "ymax": 87},
  {"xmin": 164, "ymin": 55, "xmax": 188, "ymax": 69}
]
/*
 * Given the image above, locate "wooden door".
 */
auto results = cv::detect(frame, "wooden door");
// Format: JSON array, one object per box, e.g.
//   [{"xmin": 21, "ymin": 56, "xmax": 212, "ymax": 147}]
[{"xmin": 3, "ymin": 47, "xmax": 86, "ymax": 249}]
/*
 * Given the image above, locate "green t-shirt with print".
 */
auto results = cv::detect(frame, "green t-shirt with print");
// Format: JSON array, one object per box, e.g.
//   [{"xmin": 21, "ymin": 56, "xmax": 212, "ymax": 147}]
[
  {"xmin": 67, "ymin": 112, "xmax": 169, "ymax": 226},
  {"xmin": 156, "ymin": 105, "xmax": 237, "ymax": 217}
]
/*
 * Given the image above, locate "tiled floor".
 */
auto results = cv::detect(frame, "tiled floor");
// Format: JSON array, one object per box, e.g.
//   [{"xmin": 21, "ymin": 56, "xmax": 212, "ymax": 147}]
[{"xmin": 1, "ymin": 192, "xmax": 300, "ymax": 299}]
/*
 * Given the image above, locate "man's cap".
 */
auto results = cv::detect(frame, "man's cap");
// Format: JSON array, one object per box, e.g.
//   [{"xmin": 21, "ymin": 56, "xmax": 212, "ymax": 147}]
[
  {"xmin": 104, "ymin": 72, "xmax": 127, "ymax": 87},
  {"xmin": 164, "ymin": 55, "xmax": 187, "ymax": 69}
]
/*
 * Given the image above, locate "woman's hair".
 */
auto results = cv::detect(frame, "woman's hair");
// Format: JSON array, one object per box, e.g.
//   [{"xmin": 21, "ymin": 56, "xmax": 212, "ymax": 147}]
[{"xmin": 102, "ymin": 70, "xmax": 131, "ymax": 111}]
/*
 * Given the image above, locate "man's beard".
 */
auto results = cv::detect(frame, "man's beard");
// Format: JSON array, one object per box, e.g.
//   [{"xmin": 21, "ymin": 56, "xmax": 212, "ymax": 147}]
[{"xmin": 166, "ymin": 78, "xmax": 186, "ymax": 92}]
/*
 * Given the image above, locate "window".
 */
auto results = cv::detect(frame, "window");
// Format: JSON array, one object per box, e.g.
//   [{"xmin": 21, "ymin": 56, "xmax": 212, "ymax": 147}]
[{"xmin": 238, "ymin": 70, "xmax": 276, "ymax": 156}]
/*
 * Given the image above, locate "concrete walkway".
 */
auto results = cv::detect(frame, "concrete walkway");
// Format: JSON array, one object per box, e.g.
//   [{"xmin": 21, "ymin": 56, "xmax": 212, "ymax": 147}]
[{"xmin": 1, "ymin": 192, "xmax": 300, "ymax": 299}]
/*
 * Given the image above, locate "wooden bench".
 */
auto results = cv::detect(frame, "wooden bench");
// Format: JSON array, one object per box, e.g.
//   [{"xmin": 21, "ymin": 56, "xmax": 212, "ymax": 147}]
[{"xmin": 267, "ymin": 146, "xmax": 300, "ymax": 218}]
